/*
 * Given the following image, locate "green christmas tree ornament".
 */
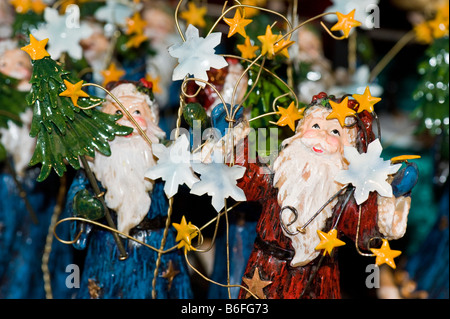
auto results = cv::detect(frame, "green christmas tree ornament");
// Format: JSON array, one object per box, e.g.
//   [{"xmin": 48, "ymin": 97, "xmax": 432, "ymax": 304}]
[{"xmin": 21, "ymin": 35, "xmax": 133, "ymax": 182}]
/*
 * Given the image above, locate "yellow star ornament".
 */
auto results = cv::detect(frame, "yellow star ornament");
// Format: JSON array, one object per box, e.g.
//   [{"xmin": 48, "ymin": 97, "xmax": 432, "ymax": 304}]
[
  {"xmin": 21, "ymin": 34, "xmax": 50, "ymax": 61},
  {"xmin": 276, "ymin": 102, "xmax": 304, "ymax": 131},
  {"xmin": 331, "ymin": 10, "xmax": 362, "ymax": 38},
  {"xmin": 237, "ymin": 37, "xmax": 259, "ymax": 59},
  {"xmin": 59, "ymin": 80, "xmax": 89, "ymax": 107},
  {"xmin": 125, "ymin": 34, "xmax": 148, "ymax": 48},
  {"xmin": 315, "ymin": 229, "xmax": 346, "ymax": 256},
  {"xmin": 274, "ymin": 35, "xmax": 295, "ymax": 58},
  {"xmin": 370, "ymin": 239, "xmax": 402, "ymax": 269},
  {"xmin": 172, "ymin": 216, "xmax": 198, "ymax": 252},
  {"xmin": 125, "ymin": 12, "xmax": 147, "ymax": 36},
  {"xmin": 326, "ymin": 96, "xmax": 356, "ymax": 127},
  {"xmin": 257, "ymin": 25, "xmax": 279, "ymax": 59},
  {"xmin": 180, "ymin": 2, "xmax": 207, "ymax": 28},
  {"xmin": 100, "ymin": 63, "xmax": 125, "ymax": 87},
  {"xmin": 352, "ymin": 86, "xmax": 381, "ymax": 113},
  {"xmin": 223, "ymin": 9, "xmax": 252, "ymax": 38}
]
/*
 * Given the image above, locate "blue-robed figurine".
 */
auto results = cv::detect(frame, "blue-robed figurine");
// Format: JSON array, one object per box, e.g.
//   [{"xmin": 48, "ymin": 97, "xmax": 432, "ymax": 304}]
[
  {"xmin": 61, "ymin": 80, "xmax": 192, "ymax": 299},
  {"xmin": 0, "ymin": 112, "xmax": 74, "ymax": 299}
]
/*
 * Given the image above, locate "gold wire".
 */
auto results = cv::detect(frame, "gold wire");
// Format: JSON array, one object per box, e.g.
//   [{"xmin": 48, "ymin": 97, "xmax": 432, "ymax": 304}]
[
  {"xmin": 355, "ymin": 205, "xmax": 376, "ymax": 257},
  {"xmin": 183, "ymin": 249, "xmax": 259, "ymax": 299},
  {"xmin": 320, "ymin": 21, "xmax": 347, "ymax": 40},
  {"xmin": 222, "ymin": 54, "xmax": 299, "ymax": 110},
  {"xmin": 80, "ymin": 83, "xmax": 154, "ymax": 148},
  {"xmin": 368, "ymin": 30, "xmax": 416, "ymax": 83},
  {"xmin": 206, "ymin": 3, "xmax": 293, "ymax": 38},
  {"xmin": 224, "ymin": 199, "xmax": 231, "ymax": 299},
  {"xmin": 174, "ymin": 0, "xmax": 187, "ymax": 42},
  {"xmin": 180, "ymin": 77, "xmax": 229, "ymax": 119},
  {"xmin": 248, "ymin": 111, "xmax": 279, "ymax": 122},
  {"xmin": 41, "ymin": 175, "xmax": 67, "ymax": 299},
  {"xmin": 53, "ymin": 216, "xmax": 178, "ymax": 254}
]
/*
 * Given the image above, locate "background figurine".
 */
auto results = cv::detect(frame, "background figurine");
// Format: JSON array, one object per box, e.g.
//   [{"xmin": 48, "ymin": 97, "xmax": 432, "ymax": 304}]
[
  {"xmin": 230, "ymin": 93, "xmax": 418, "ymax": 299},
  {"xmin": 0, "ymin": 42, "xmax": 73, "ymax": 299},
  {"xmin": 64, "ymin": 79, "xmax": 193, "ymax": 299}
]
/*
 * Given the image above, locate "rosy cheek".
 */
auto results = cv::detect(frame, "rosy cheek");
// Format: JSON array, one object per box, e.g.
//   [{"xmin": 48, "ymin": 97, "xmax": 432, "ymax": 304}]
[
  {"xmin": 132, "ymin": 116, "xmax": 147, "ymax": 129},
  {"xmin": 302, "ymin": 129, "xmax": 317, "ymax": 138},
  {"xmin": 326, "ymin": 136, "xmax": 342, "ymax": 152}
]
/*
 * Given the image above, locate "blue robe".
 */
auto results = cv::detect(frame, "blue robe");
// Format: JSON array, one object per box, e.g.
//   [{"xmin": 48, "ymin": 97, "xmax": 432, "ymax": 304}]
[
  {"xmin": 64, "ymin": 170, "xmax": 193, "ymax": 299},
  {"xmin": 0, "ymin": 164, "xmax": 74, "ymax": 299}
]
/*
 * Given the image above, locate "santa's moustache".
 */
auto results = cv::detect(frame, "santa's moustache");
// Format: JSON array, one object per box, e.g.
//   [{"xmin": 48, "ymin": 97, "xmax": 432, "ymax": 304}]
[{"xmin": 273, "ymin": 135, "xmax": 346, "ymax": 267}]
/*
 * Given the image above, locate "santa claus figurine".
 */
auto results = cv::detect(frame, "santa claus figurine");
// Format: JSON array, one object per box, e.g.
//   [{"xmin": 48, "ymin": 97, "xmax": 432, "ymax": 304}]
[
  {"xmin": 0, "ymin": 42, "xmax": 73, "ymax": 299},
  {"xmin": 230, "ymin": 92, "xmax": 417, "ymax": 299},
  {"xmin": 64, "ymin": 79, "xmax": 193, "ymax": 299}
]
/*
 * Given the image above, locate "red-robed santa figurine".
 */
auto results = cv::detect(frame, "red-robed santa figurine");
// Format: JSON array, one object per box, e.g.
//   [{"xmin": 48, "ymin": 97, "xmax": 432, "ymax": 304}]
[{"xmin": 232, "ymin": 92, "xmax": 417, "ymax": 299}]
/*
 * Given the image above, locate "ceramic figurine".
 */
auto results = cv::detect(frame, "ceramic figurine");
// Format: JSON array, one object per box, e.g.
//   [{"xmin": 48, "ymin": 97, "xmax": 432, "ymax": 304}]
[
  {"xmin": 231, "ymin": 93, "xmax": 418, "ymax": 299},
  {"xmin": 63, "ymin": 80, "xmax": 193, "ymax": 299},
  {"xmin": 0, "ymin": 43, "xmax": 73, "ymax": 299}
]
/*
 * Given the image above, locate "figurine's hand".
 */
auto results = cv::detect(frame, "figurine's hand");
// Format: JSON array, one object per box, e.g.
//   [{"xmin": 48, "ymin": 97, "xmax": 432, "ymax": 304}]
[
  {"xmin": 73, "ymin": 189, "xmax": 105, "ymax": 221},
  {"xmin": 211, "ymin": 103, "xmax": 244, "ymax": 137},
  {"xmin": 391, "ymin": 162, "xmax": 419, "ymax": 197}
]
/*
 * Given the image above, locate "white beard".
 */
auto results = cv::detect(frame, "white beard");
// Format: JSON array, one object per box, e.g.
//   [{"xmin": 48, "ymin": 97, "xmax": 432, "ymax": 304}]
[
  {"xmin": 0, "ymin": 109, "xmax": 35, "ymax": 177},
  {"xmin": 273, "ymin": 135, "xmax": 346, "ymax": 267},
  {"xmin": 89, "ymin": 135, "xmax": 157, "ymax": 236}
]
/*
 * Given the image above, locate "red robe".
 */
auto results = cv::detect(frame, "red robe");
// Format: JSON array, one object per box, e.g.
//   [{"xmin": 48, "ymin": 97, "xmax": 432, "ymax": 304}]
[{"xmin": 236, "ymin": 111, "xmax": 380, "ymax": 299}]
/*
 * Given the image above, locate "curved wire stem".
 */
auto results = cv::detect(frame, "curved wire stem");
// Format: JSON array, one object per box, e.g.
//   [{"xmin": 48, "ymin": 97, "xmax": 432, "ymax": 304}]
[
  {"xmin": 42, "ymin": 175, "xmax": 67, "ymax": 299},
  {"xmin": 53, "ymin": 216, "xmax": 178, "ymax": 254},
  {"xmin": 355, "ymin": 205, "xmax": 376, "ymax": 257},
  {"xmin": 80, "ymin": 83, "xmax": 153, "ymax": 148},
  {"xmin": 183, "ymin": 249, "xmax": 259, "ymax": 299}
]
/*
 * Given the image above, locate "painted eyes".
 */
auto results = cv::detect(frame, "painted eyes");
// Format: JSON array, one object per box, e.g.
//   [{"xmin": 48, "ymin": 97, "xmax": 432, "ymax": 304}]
[
  {"xmin": 115, "ymin": 110, "xmax": 122, "ymax": 115},
  {"xmin": 312, "ymin": 123, "xmax": 341, "ymax": 136},
  {"xmin": 331, "ymin": 129, "xmax": 341, "ymax": 136}
]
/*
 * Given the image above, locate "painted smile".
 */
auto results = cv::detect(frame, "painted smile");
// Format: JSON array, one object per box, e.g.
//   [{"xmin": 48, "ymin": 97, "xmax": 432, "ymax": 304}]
[{"xmin": 312, "ymin": 146, "xmax": 324, "ymax": 154}]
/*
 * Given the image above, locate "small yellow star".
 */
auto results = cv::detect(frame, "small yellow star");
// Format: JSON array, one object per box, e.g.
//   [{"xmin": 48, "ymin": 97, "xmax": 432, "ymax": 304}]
[
  {"xmin": 414, "ymin": 22, "xmax": 433, "ymax": 44},
  {"xmin": 125, "ymin": 33, "xmax": 148, "ymax": 48},
  {"xmin": 30, "ymin": 0, "xmax": 46, "ymax": 14},
  {"xmin": 223, "ymin": 9, "xmax": 252, "ymax": 38},
  {"xmin": 125, "ymin": 12, "xmax": 147, "ymax": 36},
  {"xmin": 331, "ymin": 10, "xmax": 362, "ymax": 38},
  {"xmin": 59, "ymin": 79, "xmax": 89, "ymax": 107},
  {"xmin": 274, "ymin": 34, "xmax": 295, "ymax": 58},
  {"xmin": 242, "ymin": 267, "xmax": 272, "ymax": 299},
  {"xmin": 10, "ymin": 0, "xmax": 31, "ymax": 14},
  {"xmin": 276, "ymin": 102, "xmax": 304, "ymax": 131},
  {"xmin": 172, "ymin": 216, "xmax": 198, "ymax": 251},
  {"xmin": 145, "ymin": 74, "xmax": 162, "ymax": 94},
  {"xmin": 240, "ymin": 0, "xmax": 266, "ymax": 18},
  {"xmin": 315, "ymin": 229, "xmax": 346, "ymax": 256},
  {"xmin": 100, "ymin": 63, "xmax": 125, "ymax": 87},
  {"xmin": 370, "ymin": 239, "xmax": 402, "ymax": 269},
  {"xmin": 428, "ymin": 17, "xmax": 449, "ymax": 39},
  {"xmin": 180, "ymin": 2, "xmax": 207, "ymax": 28},
  {"xmin": 352, "ymin": 86, "xmax": 381, "ymax": 113},
  {"xmin": 326, "ymin": 96, "xmax": 356, "ymax": 127},
  {"xmin": 21, "ymin": 34, "xmax": 50, "ymax": 61},
  {"xmin": 237, "ymin": 37, "xmax": 259, "ymax": 59},
  {"xmin": 257, "ymin": 25, "xmax": 279, "ymax": 59}
]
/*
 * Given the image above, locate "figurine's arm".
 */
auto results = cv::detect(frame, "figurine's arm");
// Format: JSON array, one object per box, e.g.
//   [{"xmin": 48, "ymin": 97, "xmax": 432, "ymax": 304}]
[
  {"xmin": 64, "ymin": 169, "xmax": 94, "ymax": 250},
  {"xmin": 235, "ymin": 136, "xmax": 275, "ymax": 203},
  {"xmin": 336, "ymin": 162, "xmax": 419, "ymax": 248},
  {"xmin": 377, "ymin": 162, "xmax": 419, "ymax": 240}
]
